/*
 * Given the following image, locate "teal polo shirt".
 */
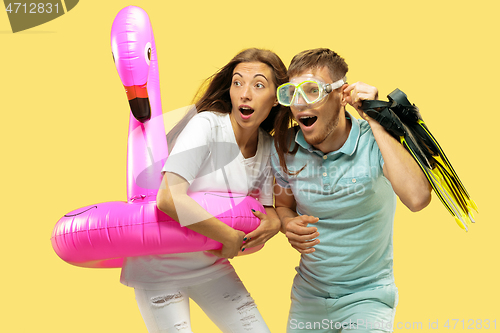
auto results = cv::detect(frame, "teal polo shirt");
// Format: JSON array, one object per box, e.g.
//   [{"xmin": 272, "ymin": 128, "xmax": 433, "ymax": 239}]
[{"xmin": 271, "ymin": 112, "xmax": 397, "ymax": 297}]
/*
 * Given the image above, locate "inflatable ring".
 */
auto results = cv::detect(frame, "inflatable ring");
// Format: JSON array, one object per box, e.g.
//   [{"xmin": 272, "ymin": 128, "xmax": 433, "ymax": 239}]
[{"xmin": 50, "ymin": 6, "xmax": 265, "ymax": 268}]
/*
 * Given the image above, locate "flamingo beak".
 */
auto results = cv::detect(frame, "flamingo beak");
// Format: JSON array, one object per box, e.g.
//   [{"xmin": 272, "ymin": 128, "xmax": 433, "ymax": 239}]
[{"xmin": 124, "ymin": 83, "xmax": 151, "ymax": 122}]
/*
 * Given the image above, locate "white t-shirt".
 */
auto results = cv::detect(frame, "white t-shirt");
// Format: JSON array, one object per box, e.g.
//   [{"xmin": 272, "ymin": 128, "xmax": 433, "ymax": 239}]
[{"xmin": 120, "ymin": 112, "xmax": 273, "ymax": 289}]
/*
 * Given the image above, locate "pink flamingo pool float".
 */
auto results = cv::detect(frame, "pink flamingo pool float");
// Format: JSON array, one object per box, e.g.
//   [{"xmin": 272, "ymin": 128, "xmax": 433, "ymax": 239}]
[{"xmin": 51, "ymin": 6, "xmax": 264, "ymax": 268}]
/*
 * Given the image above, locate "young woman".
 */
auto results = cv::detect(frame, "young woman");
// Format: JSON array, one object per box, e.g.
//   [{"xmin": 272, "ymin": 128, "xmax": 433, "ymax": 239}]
[{"xmin": 120, "ymin": 48, "xmax": 288, "ymax": 333}]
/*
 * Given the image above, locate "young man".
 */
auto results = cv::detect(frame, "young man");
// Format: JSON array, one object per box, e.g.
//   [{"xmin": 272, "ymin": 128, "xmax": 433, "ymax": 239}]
[{"xmin": 271, "ymin": 48, "xmax": 431, "ymax": 332}]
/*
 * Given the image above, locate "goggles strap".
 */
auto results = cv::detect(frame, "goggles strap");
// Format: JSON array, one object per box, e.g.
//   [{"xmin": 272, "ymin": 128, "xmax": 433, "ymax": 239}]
[{"xmin": 325, "ymin": 76, "xmax": 346, "ymax": 93}]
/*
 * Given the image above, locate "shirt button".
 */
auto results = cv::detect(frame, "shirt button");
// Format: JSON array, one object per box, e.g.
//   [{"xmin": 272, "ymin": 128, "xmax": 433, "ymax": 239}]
[
  {"xmin": 323, "ymin": 155, "xmax": 328, "ymax": 160},
  {"xmin": 323, "ymin": 172, "xmax": 327, "ymax": 177},
  {"xmin": 352, "ymin": 178, "xmax": 356, "ymax": 183}
]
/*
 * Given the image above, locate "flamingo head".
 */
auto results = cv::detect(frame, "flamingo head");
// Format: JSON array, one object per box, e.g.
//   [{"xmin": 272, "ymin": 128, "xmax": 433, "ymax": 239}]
[{"xmin": 111, "ymin": 6, "xmax": 153, "ymax": 123}]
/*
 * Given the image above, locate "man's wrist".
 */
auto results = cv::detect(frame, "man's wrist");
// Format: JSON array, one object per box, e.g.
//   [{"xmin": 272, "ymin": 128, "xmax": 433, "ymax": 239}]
[
  {"xmin": 280, "ymin": 216, "xmax": 295, "ymax": 233},
  {"xmin": 367, "ymin": 116, "xmax": 384, "ymax": 132}
]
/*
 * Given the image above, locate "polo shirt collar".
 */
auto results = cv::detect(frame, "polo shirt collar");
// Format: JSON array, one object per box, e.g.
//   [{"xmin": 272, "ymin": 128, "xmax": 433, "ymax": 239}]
[{"xmin": 295, "ymin": 111, "xmax": 360, "ymax": 156}]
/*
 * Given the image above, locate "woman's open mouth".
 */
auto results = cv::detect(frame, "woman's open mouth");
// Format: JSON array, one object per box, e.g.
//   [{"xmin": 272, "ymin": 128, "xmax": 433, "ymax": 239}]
[
  {"xmin": 239, "ymin": 106, "xmax": 255, "ymax": 119},
  {"xmin": 299, "ymin": 116, "xmax": 318, "ymax": 128}
]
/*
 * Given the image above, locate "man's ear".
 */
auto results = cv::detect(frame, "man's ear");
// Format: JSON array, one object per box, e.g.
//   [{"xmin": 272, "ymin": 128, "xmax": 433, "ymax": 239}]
[{"xmin": 340, "ymin": 83, "xmax": 349, "ymax": 106}]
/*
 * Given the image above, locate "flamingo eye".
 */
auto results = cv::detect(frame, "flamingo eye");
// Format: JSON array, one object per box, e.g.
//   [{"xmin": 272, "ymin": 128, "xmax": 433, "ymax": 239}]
[
  {"xmin": 144, "ymin": 42, "xmax": 151, "ymax": 65},
  {"xmin": 112, "ymin": 52, "xmax": 115, "ymax": 63}
]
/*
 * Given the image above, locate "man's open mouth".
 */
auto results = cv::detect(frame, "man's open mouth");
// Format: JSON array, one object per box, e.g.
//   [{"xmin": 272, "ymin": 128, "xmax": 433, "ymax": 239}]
[{"xmin": 299, "ymin": 116, "xmax": 318, "ymax": 127}]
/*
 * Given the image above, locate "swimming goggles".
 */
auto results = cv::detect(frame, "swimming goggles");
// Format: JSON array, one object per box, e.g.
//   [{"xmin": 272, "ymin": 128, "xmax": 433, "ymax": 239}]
[{"xmin": 277, "ymin": 76, "xmax": 346, "ymax": 107}]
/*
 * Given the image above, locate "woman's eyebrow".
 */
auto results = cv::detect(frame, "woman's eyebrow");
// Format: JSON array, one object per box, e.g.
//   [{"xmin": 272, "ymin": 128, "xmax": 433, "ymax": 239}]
[
  {"xmin": 232, "ymin": 72, "xmax": 269, "ymax": 82},
  {"xmin": 254, "ymin": 74, "xmax": 269, "ymax": 82}
]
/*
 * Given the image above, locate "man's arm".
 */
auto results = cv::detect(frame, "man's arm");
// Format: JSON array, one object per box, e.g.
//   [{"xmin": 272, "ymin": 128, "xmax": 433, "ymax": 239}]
[
  {"xmin": 274, "ymin": 183, "xmax": 320, "ymax": 254},
  {"xmin": 344, "ymin": 82, "xmax": 432, "ymax": 212},
  {"xmin": 372, "ymin": 120, "xmax": 432, "ymax": 211}
]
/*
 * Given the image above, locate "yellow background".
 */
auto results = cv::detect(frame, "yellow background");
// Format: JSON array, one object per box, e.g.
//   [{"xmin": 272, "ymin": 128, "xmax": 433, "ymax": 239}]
[{"xmin": 1, "ymin": 1, "xmax": 498, "ymax": 332}]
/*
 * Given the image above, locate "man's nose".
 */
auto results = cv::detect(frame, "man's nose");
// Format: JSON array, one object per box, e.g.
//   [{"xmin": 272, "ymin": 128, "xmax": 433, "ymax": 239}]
[{"xmin": 293, "ymin": 91, "xmax": 307, "ymax": 106}]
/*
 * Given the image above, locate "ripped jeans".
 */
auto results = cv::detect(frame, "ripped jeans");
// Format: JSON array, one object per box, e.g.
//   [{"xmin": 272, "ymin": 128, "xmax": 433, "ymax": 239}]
[{"xmin": 134, "ymin": 271, "xmax": 271, "ymax": 333}]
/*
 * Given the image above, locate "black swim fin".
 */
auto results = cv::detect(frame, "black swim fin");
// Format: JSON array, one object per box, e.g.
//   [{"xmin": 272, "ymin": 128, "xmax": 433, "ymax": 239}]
[{"xmin": 361, "ymin": 89, "xmax": 477, "ymax": 231}]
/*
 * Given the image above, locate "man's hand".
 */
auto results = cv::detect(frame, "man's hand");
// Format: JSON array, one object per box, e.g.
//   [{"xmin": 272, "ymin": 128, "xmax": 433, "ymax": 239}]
[
  {"xmin": 343, "ymin": 81, "xmax": 379, "ymax": 120},
  {"xmin": 344, "ymin": 83, "xmax": 431, "ymax": 211},
  {"xmin": 284, "ymin": 215, "xmax": 320, "ymax": 254}
]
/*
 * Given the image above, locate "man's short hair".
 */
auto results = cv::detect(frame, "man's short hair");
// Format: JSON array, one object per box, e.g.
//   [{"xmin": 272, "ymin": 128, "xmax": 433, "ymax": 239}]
[{"xmin": 288, "ymin": 48, "xmax": 348, "ymax": 82}]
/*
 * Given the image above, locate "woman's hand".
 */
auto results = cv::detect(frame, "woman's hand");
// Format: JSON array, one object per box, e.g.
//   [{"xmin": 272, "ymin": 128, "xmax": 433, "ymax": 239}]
[
  {"xmin": 240, "ymin": 207, "xmax": 281, "ymax": 251},
  {"xmin": 207, "ymin": 229, "xmax": 246, "ymax": 259}
]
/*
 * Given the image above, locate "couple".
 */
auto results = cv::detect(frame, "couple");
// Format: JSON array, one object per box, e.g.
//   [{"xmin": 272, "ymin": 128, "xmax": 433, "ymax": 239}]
[{"xmin": 120, "ymin": 48, "xmax": 432, "ymax": 333}]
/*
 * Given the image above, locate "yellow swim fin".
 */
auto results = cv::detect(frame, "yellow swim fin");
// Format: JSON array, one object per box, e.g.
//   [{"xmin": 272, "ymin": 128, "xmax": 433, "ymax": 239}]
[{"xmin": 361, "ymin": 89, "xmax": 477, "ymax": 230}]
